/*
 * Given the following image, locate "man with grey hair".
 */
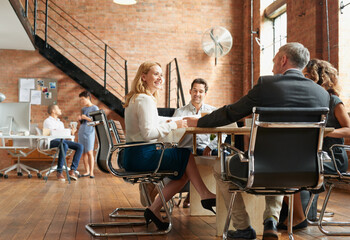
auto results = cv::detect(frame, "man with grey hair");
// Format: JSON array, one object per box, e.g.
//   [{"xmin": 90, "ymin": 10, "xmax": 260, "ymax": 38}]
[{"xmin": 185, "ymin": 42, "xmax": 329, "ymax": 240}]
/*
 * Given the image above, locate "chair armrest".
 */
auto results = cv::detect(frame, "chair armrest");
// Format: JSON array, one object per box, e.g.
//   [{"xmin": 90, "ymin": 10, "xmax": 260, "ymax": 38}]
[
  {"xmin": 87, "ymin": 120, "xmax": 102, "ymax": 127},
  {"xmin": 220, "ymin": 143, "xmax": 248, "ymax": 181},
  {"xmin": 329, "ymin": 144, "xmax": 350, "ymax": 177}
]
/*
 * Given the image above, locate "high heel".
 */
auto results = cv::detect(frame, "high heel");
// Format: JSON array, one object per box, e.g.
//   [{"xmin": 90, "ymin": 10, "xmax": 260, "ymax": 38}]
[
  {"xmin": 144, "ymin": 208, "xmax": 169, "ymax": 230},
  {"xmin": 201, "ymin": 198, "xmax": 216, "ymax": 214}
]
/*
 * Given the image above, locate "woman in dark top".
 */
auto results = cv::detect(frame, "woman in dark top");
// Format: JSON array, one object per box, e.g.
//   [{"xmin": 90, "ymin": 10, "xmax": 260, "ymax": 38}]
[
  {"xmin": 304, "ymin": 59, "xmax": 350, "ymax": 173},
  {"xmin": 278, "ymin": 59, "xmax": 350, "ymax": 230}
]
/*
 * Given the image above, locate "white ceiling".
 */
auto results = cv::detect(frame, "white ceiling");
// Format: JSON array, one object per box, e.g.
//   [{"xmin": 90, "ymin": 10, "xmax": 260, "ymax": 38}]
[{"xmin": 0, "ymin": 0, "xmax": 35, "ymax": 51}]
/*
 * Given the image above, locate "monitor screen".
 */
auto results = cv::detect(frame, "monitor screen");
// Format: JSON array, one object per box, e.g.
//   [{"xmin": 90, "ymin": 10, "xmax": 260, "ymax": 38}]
[{"xmin": 0, "ymin": 102, "xmax": 31, "ymax": 135}]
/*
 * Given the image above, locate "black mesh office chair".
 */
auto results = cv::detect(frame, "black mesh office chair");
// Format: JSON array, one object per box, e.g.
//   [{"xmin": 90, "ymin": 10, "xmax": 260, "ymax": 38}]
[
  {"xmin": 85, "ymin": 110, "xmax": 178, "ymax": 237},
  {"xmin": 305, "ymin": 144, "xmax": 350, "ymax": 236},
  {"xmin": 219, "ymin": 107, "xmax": 329, "ymax": 240}
]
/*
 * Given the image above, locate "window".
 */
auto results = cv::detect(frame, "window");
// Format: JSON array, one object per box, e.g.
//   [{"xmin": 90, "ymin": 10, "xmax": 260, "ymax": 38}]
[{"xmin": 259, "ymin": 0, "xmax": 287, "ymax": 75}]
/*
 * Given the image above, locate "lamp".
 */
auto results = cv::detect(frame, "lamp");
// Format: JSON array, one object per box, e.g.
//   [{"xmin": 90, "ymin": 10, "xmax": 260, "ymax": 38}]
[
  {"xmin": 113, "ymin": 0, "xmax": 137, "ymax": 5},
  {"xmin": 0, "ymin": 93, "xmax": 5, "ymax": 102}
]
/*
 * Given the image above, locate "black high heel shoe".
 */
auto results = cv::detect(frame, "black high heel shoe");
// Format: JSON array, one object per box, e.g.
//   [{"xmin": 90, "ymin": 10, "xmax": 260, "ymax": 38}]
[
  {"xmin": 201, "ymin": 198, "xmax": 216, "ymax": 214},
  {"xmin": 144, "ymin": 208, "xmax": 169, "ymax": 230}
]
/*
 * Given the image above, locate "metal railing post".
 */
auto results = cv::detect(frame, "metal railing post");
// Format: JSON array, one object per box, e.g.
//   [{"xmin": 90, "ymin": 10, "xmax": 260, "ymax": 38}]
[
  {"xmin": 34, "ymin": 0, "xmax": 37, "ymax": 35},
  {"xmin": 174, "ymin": 58, "xmax": 185, "ymax": 107},
  {"xmin": 104, "ymin": 44, "xmax": 107, "ymax": 90},
  {"xmin": 45, "ymin": 0, "xmax": 49, "ymax": 47},
  {"xmin": 167, "ymin": 61, "xmax": 171, "ymax": 108},
  {"xmin": 24, "ymin": 0, "xmax": 28, "ymax": 17},
  {"xmin": 124, "ymin": 60, "xmax": 128, "ymax": 96}
]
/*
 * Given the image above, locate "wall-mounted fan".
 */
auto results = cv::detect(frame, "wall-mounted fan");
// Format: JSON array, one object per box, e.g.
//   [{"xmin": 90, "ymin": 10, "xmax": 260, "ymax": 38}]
[{"xmin": 202, "ymin": 26, "xmax": 233, "ymax": 65}]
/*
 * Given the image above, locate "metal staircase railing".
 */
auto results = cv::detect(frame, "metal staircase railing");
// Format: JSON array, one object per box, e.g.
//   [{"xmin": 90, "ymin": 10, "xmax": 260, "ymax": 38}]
[
  {"xmin": 167, "ymin": 58, "xmax": 186, "ymax": 108},
  {"xmin": 21, "ymin": 0, "xmax": 128, "ymax": 100},
  {"xmin": 16, "ymin": 0, "xmax": 186, "ymax": 116}
]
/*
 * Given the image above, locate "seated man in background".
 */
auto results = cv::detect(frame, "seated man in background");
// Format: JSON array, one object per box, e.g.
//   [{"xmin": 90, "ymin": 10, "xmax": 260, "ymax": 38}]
[
  {"xmin": 43, "ymin": 104, "xmax": 83, "ymax": 181},
  {"xmin": 173, "ymin": 78, "xmax": 225, "ymax": 156}
]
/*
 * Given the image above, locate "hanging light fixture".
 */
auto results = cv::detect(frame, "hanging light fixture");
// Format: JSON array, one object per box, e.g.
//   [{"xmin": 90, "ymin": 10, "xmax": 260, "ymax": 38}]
[{"xmin": 113, "ymin": 0, "xmax": 137, "ymax": 5}]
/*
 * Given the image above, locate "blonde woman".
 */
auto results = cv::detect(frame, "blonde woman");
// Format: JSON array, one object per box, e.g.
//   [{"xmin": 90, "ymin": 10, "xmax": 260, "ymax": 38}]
[{"xmin": 123, "ymin": 61, "xmax": 215, "ymax": 230}]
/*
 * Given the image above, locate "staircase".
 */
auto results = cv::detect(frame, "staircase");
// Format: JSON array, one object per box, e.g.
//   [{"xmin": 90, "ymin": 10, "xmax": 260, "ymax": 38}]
[{"xmin": 10, "ymin": 0, "xmax": 185, "ymax": 117}]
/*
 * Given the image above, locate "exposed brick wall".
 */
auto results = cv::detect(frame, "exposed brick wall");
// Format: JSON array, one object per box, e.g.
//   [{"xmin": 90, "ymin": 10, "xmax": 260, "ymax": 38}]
[{"xmin": 0, "ymin": 0, "xmax": 344, "ymax": 169}]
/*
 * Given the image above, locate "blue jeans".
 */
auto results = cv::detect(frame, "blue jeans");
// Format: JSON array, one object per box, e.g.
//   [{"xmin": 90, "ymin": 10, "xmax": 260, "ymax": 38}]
[{"xmin": 50, "ymin": 139, "xmax": 83, "ymax": 173}]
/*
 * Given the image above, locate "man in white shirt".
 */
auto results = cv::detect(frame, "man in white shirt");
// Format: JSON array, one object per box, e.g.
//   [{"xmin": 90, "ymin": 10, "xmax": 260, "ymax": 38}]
[
  {"xmin": 173, "ymin": 78, "xmax": 223, "ymax": 156},
  {"xmin": 43, "ymin": 104, "xmax": 83, "ymax": 181}
]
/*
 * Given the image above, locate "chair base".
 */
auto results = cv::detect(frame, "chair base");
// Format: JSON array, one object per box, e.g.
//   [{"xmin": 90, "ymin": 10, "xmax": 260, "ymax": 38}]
[
  {"xmin": 109, "ymin": 207, "xmax": 146, "ymax": 218},
  {"xmin": 40, "ymin": 165, "xmax": 79, "ymax": 176},
  {"xmin": 85, "ymin": 221, "xmax": 171, "ymax": 237},
  {"xmin": 86, "ymin": 183, "xmax": 173, "ymax": 237},
  {"xmin": 306, "ymin": 183, "xmax": 350, "ymax": 236},
  {"xmin": 0, "ymin": 163, "xmax": 39, "ymax": 179}
]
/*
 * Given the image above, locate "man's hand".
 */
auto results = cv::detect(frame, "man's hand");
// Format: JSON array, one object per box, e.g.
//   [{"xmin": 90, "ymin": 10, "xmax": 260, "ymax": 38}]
[
  {"xmin": 202, "ymin": 146, "xmax": 212, "ymax": 156},
  {"xmin": 175, "ymin": 119, "xmax": 188, "ymax": 128},
  {"xmin": 183, "ymin": 117, "xmax": 198, "ymax": 127}
]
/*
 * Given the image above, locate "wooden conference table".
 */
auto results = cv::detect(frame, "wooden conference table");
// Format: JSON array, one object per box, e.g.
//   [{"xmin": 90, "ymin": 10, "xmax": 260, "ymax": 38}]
[{"xmin": 177, "ymin": 126, "xmax": 334, "ymax": 236}]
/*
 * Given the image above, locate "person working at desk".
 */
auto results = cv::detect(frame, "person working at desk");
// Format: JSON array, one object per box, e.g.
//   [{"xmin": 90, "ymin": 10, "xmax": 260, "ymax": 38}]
[
  {"xmin": 43, "ymin": 104, "xmax": 83, "ymax": 181},
  {"xmin": 186, "ymin": 42, "xmax": 330, "ymax": 240}
]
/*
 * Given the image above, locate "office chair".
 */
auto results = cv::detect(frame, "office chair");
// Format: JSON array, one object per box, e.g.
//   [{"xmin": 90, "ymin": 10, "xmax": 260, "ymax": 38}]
[
  {"xmin": 85, "ymin": 109, "xmax": 178, "ymax": 237},
  {"xmin": 219, "ymin": 107, "xmax": 329, "ymax": 240},
  {"xmin": 305, "ymin": 144, "xmax": 350, "ymax": 236},
  {"xmin": 0, "ymin": 138, "xmax": 40, "ymax": 179},
  {"xmin": 35, "ymin": 128, "xmax": 75, "ymax": 180}
]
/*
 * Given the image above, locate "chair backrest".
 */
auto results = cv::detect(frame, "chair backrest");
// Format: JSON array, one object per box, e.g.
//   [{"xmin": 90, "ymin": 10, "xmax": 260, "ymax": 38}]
[
  {"xmin": 246, "ymin": 107, "xmax": 329, "ymax": 190},
  {"xmin": 109, "ymin": 120, "xmax": 126, "ymax": 144},
  {"xmin": 90, "ymin": 109, "xmax": 114, "ymax": 173}
]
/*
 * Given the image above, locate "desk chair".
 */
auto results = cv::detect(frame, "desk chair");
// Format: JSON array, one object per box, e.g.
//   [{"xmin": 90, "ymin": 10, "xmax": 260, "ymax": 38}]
[
  {"xmin": 35, "ymin": 128, "xmax": 74, "ymax": 180},
  {"xmin": 85, "ymin": 109, "xmax": 177, "ymax": 237},
  {"xmin": 0, "ymin": 138, "xmax": 40, "ymax": 179},
  {"xmin": 305, "ymin": 144, "xmax": 350, "ymax": 236},
  {"xmin": 219, "ymin": 107, "xmax": 329, "ymax": 240}
]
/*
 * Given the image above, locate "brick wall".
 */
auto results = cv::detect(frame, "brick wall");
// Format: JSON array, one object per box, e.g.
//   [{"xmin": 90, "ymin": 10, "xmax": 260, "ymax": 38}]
[{"xmin": 0, "ymin": 0, "xmax": 344, "ymax": 169}]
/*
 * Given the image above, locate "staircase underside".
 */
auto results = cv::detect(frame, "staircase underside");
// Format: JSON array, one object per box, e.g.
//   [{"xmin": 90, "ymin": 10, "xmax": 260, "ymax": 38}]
[{"xmin": 35, "ymin": 35, "xmax": 125, "ymax": 117}]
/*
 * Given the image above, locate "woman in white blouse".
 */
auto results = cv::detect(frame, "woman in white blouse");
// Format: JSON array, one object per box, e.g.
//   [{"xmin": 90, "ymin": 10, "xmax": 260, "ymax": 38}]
[{"xmin": 123, "ymin": 61, "xmax": 216, "ymax": 230}]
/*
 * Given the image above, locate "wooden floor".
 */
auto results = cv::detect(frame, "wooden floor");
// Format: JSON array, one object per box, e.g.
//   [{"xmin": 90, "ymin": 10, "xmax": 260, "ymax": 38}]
[{"xmin": 1, "ymin": 170, "xmax": 350, "ymax": 240}]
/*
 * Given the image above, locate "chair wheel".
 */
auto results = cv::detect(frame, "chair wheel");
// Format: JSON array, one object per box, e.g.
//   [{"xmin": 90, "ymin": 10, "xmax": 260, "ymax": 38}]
[
  {"xmin": 28, "ymin": 174, "xmax": 32, "ymax": 178},
  {"xmin": 43, "ymin": 176, "xmax": 48, "ymax": 181},
  {"xmin": 17, "ymin": 172, "xmax": 23, "ymax": 176},
  {"xmin": 37, "ymin": 173, "xmax": 42, "ymax": 178},
  {"xmin": 0, "ymin": 173, "xmax": 3, "ymax": 177},
  {"xmin": 4, "ymin": 175, "xmax": 8, "ymax": 179}
]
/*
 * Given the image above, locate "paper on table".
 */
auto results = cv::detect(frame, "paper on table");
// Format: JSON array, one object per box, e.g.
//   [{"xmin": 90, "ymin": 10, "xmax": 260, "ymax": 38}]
[
  {"xmin": 159, "ymin": 128, "xmax": 187, "ymax": 144},
  {"xmin": 159, "ymin": 114, "xmax": 201, "ymax": 123}
]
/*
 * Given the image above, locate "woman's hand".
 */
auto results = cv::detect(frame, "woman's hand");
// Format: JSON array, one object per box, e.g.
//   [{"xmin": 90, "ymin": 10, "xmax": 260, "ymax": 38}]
[{"xmin": 175, "ymin": 119, "xmax": 188, "ymax": 128}]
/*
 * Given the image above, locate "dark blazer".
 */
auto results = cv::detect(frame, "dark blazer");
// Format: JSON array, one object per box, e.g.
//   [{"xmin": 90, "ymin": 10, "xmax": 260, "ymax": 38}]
[{"xmin": 198, "ymin": 69, "xmax": 330, "ymax": 127}]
